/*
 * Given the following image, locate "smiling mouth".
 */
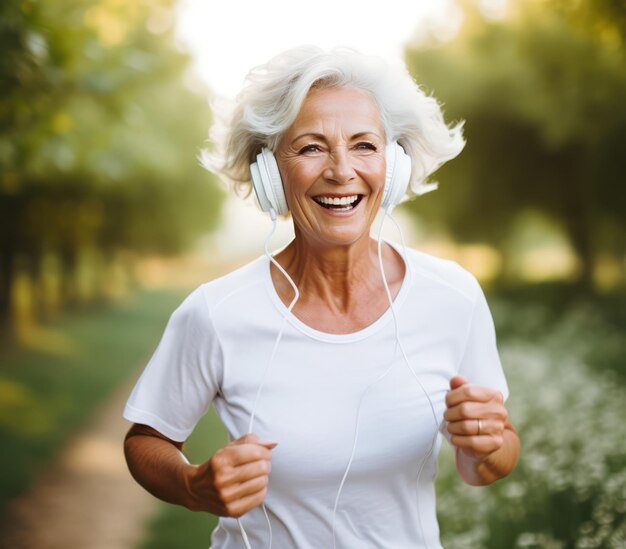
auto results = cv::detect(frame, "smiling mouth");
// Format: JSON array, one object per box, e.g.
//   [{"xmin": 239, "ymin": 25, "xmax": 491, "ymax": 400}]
[{"xmin": 312, "ymin": 194, "xmax": 364, "ymax": 212}]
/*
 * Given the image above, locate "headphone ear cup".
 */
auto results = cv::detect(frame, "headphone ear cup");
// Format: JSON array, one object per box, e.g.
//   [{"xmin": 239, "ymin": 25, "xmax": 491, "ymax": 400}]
[
  {"xmin": 250, "ymin": 148, "xmax": 289, "ymax": 216},
  {"xmin": 382, "ymin": 142, "xmax": 412, "ymax": 210}
]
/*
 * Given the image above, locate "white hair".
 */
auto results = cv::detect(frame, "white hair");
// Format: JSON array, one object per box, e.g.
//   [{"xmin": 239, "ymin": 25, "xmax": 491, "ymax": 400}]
[{"xmin": 200, "ymin": 45, "xmax": 465, "ymax": 199}]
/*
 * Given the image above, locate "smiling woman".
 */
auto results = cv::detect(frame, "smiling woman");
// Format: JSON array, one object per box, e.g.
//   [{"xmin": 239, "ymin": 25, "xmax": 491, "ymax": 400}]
[{"xmin": 122, "ymin": 45, "xmax": 520, "ymax": 549}]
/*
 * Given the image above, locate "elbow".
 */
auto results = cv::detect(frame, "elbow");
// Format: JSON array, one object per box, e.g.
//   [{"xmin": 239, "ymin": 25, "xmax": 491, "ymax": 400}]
[{"xmin": 123, "ymin": 425, "xmax": 144, "ymax": 481}]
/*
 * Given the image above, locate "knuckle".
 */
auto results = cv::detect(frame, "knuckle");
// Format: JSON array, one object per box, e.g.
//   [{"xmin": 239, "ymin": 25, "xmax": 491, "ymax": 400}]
[
  {"xmin": 216, "ymin": 485, "xmax": 233, "ymax": 504},
  {"xmin": 260, "ymin": 460, "xmax": 271, "ymax": 475},
  {"xmin": 242, "ymin": 433, "xmax": 259, "ymax": 445},
  {"xmin": 209, "ymin": 453, "xmax": 224, "ymax": 472},
  {"xmin": 459, "ymin": 402, "xmax": 471, "ymax": 418},
  {"xmin": 213, "ymin": 473, "xmax": 229, "ymax": 491},
  {"xmin": 491, "ymin": 404, "xmax": 507, "ymax": 421},
  {"xmin": 216, "ymin": 491, "xmax": 229, "ymax": 507},
  {"xmin": 253, "ymin": 487, "xmax": 268, "ymax": 505},
  {"xmin": 224, "ymin": 502, "xmax": 241, "ymax": 518}
]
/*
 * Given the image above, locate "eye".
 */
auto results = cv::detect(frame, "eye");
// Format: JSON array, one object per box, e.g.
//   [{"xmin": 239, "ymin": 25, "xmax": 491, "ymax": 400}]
[
  {"xmin": 298, "ymin": 144, "xmax": 322, "ymax": 154},
  {"xmin": 354, "ymin": 142, "xmax": 377, "ymax": 151}
]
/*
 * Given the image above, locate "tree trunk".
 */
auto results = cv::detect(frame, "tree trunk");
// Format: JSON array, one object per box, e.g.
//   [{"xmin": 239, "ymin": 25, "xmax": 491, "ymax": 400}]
[
  {"xmin": 558, "ymin": 158, "xmax": 595, "ymax": 293},
  {"xmin": 0, "ymin": 195, "xmax": 19, "ymax": 330}
]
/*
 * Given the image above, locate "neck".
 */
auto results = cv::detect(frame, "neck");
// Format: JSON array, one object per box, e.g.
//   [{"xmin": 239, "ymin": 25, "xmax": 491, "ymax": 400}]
[{"xmin": 273, "ymin": 231, "xmax": 391, "ymax": 313}]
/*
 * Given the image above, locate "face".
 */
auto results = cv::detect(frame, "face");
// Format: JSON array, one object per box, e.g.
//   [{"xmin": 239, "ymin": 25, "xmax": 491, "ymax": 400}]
[{"xmin": 276, "ymin": 86, "xmax": 387, "ymax": 248}]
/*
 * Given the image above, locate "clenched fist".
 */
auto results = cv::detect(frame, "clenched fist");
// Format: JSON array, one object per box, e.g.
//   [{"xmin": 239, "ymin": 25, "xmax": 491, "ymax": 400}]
[
  {"xmin": 444, "ymin": 375, "xmax": 507, "ymax": 462},
  {"xmin": 186, "ymin": 433, "xmax": 277, "ymax": 517}
]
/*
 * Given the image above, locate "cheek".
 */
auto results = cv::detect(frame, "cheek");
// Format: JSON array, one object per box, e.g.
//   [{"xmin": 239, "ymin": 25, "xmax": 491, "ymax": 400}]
[
  {"xmin": 358, "ymin": 158, "xmax": 386, "ymax": 191},
  {"xmin": 281, "ymin": 175, "xmax": 307, "ymax": 213},
  {"xmin": 281, "ymin": 161, "xmax": 322, "ymax": 197}
]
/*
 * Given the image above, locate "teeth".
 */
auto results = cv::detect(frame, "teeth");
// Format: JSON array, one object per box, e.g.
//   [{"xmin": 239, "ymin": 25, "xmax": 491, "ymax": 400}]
[{"xmin": 314, "ymin": 195, "xmax": 358, "ymax": 205}]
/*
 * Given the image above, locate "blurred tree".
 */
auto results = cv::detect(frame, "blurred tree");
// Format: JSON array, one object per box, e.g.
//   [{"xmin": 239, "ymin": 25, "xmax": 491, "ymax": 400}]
[
  {"xmin": 0, "ymin": 0, "xmax": 223, "ymax": 326},
  {"xmin": 404, "ymin": 0, "xmax": 626, "ymax": 289}
]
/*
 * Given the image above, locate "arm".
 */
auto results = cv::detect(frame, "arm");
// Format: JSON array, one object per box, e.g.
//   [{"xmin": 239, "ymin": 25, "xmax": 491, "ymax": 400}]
[
  {"xmin": 124, "ymin": 423, "xmax": 276, "ymax": 516},
  {"xmin": 444, "ymin": 376, "xmax": 520, "ymax": 486}
]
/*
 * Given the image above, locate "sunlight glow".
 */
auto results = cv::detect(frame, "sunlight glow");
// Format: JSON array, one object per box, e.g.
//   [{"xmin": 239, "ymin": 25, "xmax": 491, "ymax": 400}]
[{"xmin": 175, "ymin": 0, "xmax": 455, "ymax": 98}]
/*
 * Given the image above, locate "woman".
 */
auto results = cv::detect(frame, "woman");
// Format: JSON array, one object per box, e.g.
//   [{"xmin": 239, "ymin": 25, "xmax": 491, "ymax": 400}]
[{"xmin": 123, "ymin": 46, "xmax": 520, "ymax": 548}]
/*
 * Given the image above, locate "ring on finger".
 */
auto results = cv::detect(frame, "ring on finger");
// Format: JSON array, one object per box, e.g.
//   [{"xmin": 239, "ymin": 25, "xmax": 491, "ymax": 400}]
[{"xmin": 477, "ymin": 418, "xmax": 482, "ymax": 436}]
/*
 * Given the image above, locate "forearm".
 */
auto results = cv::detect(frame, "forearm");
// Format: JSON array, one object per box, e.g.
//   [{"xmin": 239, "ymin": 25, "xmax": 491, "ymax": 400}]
[
  {"xmin": 124, "ymin": 425, "xmax": 198, "ymax": 510},
  {"xmin": 455, "ymin": 422, "xmax": 520, "ymax": 486}
]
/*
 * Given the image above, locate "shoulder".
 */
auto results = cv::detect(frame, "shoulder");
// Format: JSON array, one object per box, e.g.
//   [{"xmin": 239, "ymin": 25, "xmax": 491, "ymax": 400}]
[
  {"xmin": 177, "ymin": 255, "xmax": 267, "ymax": 317},
  {"xmin": 403, "ymin": 246, "xmax": 481, "ymax": 303},
  {"xmin": 166, "ymin": 256, "xmax": 267, "ymax": 337}
]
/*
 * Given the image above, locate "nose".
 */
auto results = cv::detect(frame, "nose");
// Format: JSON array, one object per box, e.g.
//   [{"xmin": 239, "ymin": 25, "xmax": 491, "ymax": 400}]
[{"xmin": 323, "ymin": 147, "xmax": 356, "ymax": 184}]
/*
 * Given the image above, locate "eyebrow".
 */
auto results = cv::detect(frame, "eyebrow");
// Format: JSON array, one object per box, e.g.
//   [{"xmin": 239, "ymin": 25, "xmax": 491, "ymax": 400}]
[{"xmin": 290, "ymin": 131, "xmax": 382, "ymax": 144}]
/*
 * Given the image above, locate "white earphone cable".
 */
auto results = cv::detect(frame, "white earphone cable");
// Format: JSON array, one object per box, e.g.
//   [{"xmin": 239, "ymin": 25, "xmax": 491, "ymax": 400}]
[
  {"xmin": 331, "ymin": 339, "xmax": 399, "ymax": 549},
  {"xmin": 239, "ymin": 209, "xmax": 300, "ymax": 549},
  {"xmin": 380, "ymin": 209, "xmax": 438, "ymax": 431},
  {"xmin": 331, "ymin": 207, "xmax": 440, "ymax": 548},
  {"xmin": 248, "ymin": 212, "xmax": 300, "ymax": 434},
  {"xmin": 379, "ymin": 208, "xmax": 440, "ymax": 542},
  {"xmin": 331, "ymin": 208, "xmax": 405, "ymax": 548},
  {"xmin": 237, "ymin": 518, "xmax": 252, "ymax": 549}
]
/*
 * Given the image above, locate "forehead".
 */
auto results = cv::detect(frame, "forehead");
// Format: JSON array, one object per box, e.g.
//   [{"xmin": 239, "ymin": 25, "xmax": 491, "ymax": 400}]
[{"xmin": 287, "ymin": 86, "xmax": 384, "ymax": 137}]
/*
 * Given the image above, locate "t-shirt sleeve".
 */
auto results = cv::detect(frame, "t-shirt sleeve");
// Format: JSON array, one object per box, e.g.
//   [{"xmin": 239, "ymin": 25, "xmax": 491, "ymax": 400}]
[
  {"xmin": 457, "ymin": 279, "xmax": 509, "ymax": 400},
  {"xmin": 440, "ymin": 277, "xmax": 509, "ymax": 442},
  {"xmin": 123, "ymin": 285, "xmax": 223, "ymax": 442}
]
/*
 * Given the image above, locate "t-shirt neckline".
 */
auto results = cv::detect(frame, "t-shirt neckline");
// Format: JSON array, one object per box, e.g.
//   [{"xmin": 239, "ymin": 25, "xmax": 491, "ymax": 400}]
[{"xmin": 263, "ymin": 240, "xmax": 412, "ymax": 343}]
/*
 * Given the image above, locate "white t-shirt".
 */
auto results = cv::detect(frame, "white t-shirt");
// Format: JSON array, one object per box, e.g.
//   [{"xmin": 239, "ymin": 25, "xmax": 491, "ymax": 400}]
[{"xmin": 124, "ymin": 244, "xmax": 509, "ymax": 548}]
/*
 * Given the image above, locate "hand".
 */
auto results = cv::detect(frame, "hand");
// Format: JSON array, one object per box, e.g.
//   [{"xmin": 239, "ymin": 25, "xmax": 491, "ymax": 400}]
[
  {"xmin": 444, "ymin": 375, "xmax": 507, "ymax": 462},
  {"xmin": 187, "ymin": 433, "xmax": 276, "ymax": 517}
]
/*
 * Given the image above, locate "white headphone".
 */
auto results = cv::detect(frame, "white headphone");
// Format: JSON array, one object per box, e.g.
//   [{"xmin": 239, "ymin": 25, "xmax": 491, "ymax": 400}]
[{"xmin": 250, "ymin": 141, "xmax": 412, "ymax": 216}]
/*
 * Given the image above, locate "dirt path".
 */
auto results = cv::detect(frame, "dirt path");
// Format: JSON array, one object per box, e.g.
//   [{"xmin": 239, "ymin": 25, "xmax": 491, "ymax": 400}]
[{"xmin": 0, "ymin": 380, "xmax": 158, "ymax": 549}]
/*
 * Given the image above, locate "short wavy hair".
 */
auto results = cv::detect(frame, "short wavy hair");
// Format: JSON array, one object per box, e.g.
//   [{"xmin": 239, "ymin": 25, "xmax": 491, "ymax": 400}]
[{"xmin": 200, "ymin": 45, "xmax": 465, "ymax": 199}]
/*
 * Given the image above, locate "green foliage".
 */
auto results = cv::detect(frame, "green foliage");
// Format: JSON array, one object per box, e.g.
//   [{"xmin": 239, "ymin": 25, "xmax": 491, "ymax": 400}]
[
  {"xmin": 489, "ymin": 282, "xmax": 626, "ymax": 379},
  {"xmin": 0, "ymin": 0, "xmax": 224, "ymax": 319},
  {"xmin": 0, "ymin": 289, "xmax": 185, "ymax": 514},
  {"xmin": 436, "ymin": 288, "xmax": 626, "ymax": 547},
  {"xmin": 403, "ymin": 0, "xmax": 626, "ymax": 287}
]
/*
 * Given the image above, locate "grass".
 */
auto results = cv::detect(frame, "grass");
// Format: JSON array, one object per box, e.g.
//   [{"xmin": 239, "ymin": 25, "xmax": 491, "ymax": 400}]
[{"xmin": 0, "ymin": 289, "xmax": 186, "ymax": 514}]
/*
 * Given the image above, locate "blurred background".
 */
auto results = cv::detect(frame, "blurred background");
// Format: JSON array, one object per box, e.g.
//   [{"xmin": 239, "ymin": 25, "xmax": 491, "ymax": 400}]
[{"xmin": 0, "ymin": 0, "xmax": 624, "ymax": 547}]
